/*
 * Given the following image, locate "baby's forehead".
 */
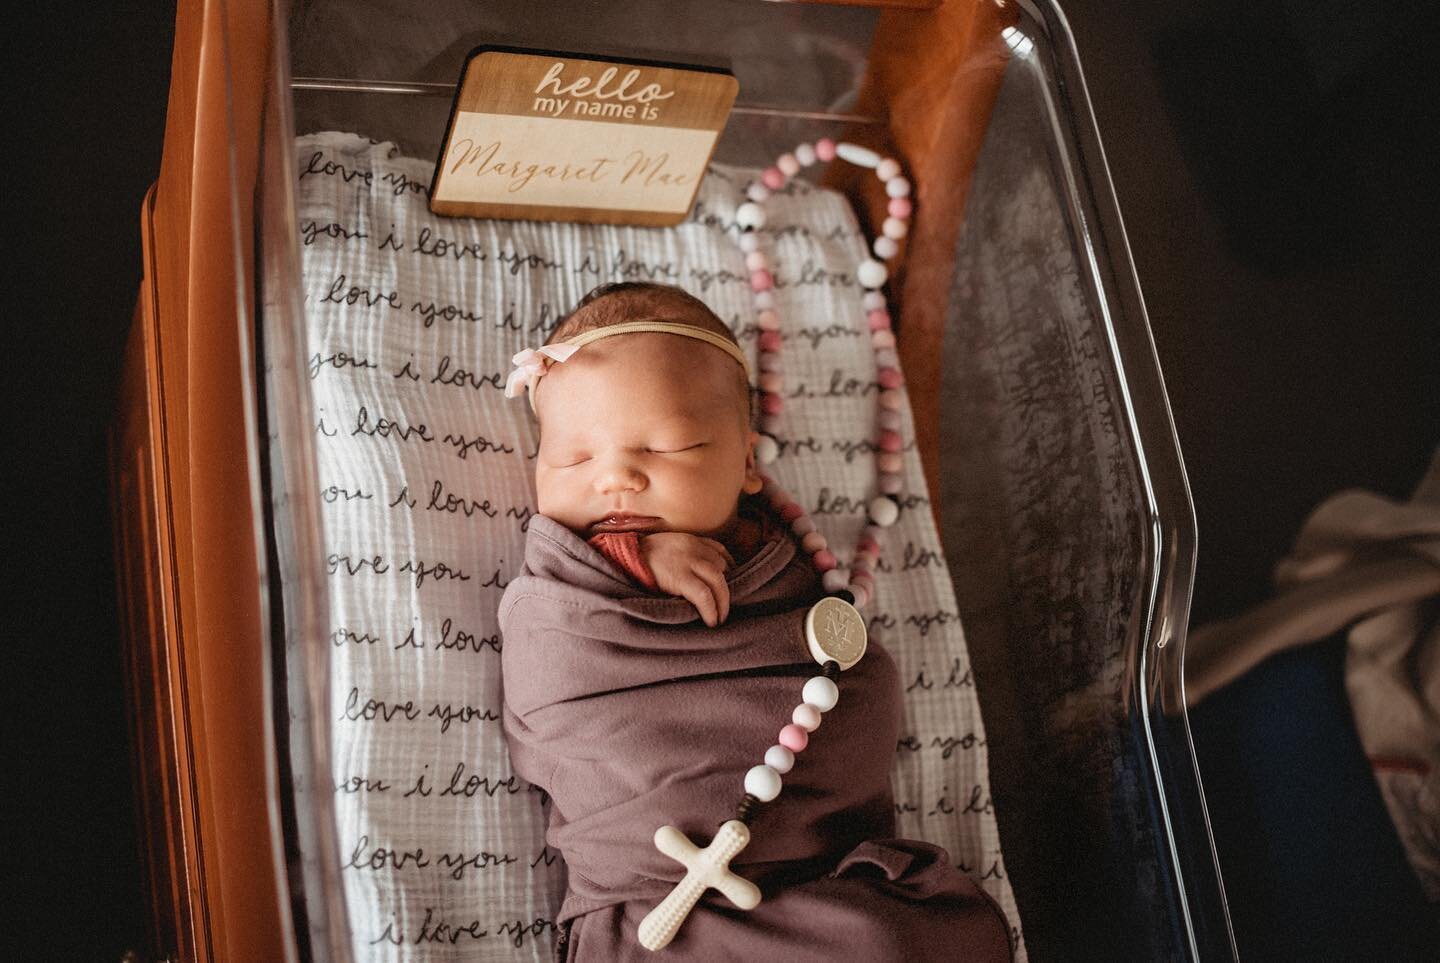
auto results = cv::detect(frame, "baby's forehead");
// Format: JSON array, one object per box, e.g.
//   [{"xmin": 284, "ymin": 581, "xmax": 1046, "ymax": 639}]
[{"xmin": 534, "ymin": 334, "xmax": 747, "ymax": 428}]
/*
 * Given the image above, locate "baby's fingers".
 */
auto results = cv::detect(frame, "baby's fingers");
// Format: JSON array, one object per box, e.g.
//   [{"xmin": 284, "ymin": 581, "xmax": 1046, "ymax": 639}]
[
  {"xmin": 696, "ymin": 537, "xmax": 736, "ymax": 569},
  {"xmin": 691, "ymin": 560, "xmax": 730, "ymax": 625},
  {"xmin": 677, "ymin": 573, "xmax": 721, "ymax": 627}
]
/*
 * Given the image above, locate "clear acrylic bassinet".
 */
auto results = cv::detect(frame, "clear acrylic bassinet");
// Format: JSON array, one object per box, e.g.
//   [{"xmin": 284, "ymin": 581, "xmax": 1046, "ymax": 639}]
[{"xmin": 240, "ymin": 1, "xmax": 1235, "ymax": 960}]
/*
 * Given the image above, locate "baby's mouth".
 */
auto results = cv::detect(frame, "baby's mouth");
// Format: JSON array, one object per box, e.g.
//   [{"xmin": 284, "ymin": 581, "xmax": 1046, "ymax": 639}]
[{"xmin": 589, "ymin": 513, "xmax": 663, "ymax": 535}]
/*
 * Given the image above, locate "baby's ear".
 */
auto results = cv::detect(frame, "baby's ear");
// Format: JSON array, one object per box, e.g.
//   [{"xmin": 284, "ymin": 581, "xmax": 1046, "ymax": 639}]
[{"xmin": 742, "ymin": 430, "xmax": 764, "ymax": 494}]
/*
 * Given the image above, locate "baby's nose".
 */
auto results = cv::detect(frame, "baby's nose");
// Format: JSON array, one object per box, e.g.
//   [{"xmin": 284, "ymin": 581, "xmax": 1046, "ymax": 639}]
[{"xmin": 595, "ymin": 461, "xmax": 647, "ymax": 494}]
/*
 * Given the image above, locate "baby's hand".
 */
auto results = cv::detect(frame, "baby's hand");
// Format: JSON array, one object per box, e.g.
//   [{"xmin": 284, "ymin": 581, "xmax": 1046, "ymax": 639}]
[{"xmin": 640, "ymin": 533, "xmax": 735, "ymax": 627}]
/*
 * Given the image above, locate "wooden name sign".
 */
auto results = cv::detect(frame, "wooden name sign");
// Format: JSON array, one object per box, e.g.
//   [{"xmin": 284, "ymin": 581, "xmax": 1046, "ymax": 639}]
[{"xmin": 430, "ymin": 47, "xmax": 738, "ymax": 226}]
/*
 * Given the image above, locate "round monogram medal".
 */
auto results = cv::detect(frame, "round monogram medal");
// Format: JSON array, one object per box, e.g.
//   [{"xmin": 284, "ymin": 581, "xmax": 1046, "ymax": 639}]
[{"xmin": 804, "ymin": 596, "xmax": 868, "ymax": 670}]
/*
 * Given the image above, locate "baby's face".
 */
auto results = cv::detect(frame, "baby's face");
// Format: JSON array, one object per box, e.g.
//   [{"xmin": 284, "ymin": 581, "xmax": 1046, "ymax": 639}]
[{"xmin": 533, "ymin": 333, "xmax": 760, "ymax": 541}]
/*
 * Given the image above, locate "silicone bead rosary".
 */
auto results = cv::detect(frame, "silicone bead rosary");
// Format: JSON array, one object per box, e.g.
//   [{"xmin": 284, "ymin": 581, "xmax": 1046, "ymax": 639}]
[{"xmin": 638, "ymin": 139, "xmax": 912, "ymax": 951}]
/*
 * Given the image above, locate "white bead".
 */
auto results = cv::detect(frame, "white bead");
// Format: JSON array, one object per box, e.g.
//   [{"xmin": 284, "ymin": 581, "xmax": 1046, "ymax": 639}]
[
  {"xmin": 876, "ymin": 158, "xmax": 901, "ymax": 181},
  {"xmin": 875, "ymin": 348, "xmax": 899, "ymax": 368},
  {"xmin": 736, "ymin": 203, "xmax": 767, "ymax": 230},
  {"xmin": 746, "ymin": 182, "xmax": 771, "ymax": 204},
  {"xmin": 885, "ymin": 176, "xmax": 912, "ymax": 199},
  {"xmin": 753, "ymin": 290, "xmax": 775, "ymax": 310},
  {"xmin": 764, "ymin": 745, "xmax": 795, "ymax": 774},
  {"xmin": 745, "ymin": 250, "xmax": 769, "ymax": 271},
  {"xmin": 868, "ymin": 495, "xmax": 900, "ymax": 527},
  {"xmin": 744, "ymin": 764, "xmax": 782, "ymax": 802},
  {"xmin": 739, "ymin": 232, "xmax": 760, "ymax": 252},
  {"xmin": 857, "ymin": 259, "xmax": 888, "ymax": 289},
  {"xmin": 873, "ymin": 236, "xmax": 899, "ymax": 260},
  {"xmin": 878, "ymin": 409, "xmax": 903, "ymax": 431},
  {"xmin": 879, "ymin": 473, "xmax": 904, "ymax": 495},
  {"xmin": 822, "ymin": 568, "xmax": 848, "ymax": 592},
  {"xmin": 883, "ymin": 217, "xmax": 908, "ymax": 240},
  {"xmin": 850, "ymin": 583, "xmax": 871, "ymax": 609},
  {"xmin": 792, "ymin": 703, "xmax": 822, "ymax": 732},
  {"xmin": 803, "ymin": 676, "xmax": 839, "ymax": 712},
  {"xmin": 777, "ymin": 153, "xmax": 800, "ymax": 176},
  {"xmin": 836, "ymin": 142, "xmax": 882, "ymax": 168},
  {"xmin": 791, "ymin": 515, "xmax": 816, "ymax": 536},
  {"xmin": 862, "ymin": 291, "xmax": 887, "ymax": 311},
  {"xmin": 754, "ymin": 434, "xmax": 779, "ymax": 465},
  {"xmin": 794, "ymin": 143, "xmax": 816, "ymax": 167}
]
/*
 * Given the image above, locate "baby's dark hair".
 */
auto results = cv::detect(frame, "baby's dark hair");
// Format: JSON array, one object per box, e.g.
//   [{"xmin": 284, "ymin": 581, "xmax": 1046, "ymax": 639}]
[{"xmin": 545, "ymin": 282, "xmax": 757, "ymax": 425}]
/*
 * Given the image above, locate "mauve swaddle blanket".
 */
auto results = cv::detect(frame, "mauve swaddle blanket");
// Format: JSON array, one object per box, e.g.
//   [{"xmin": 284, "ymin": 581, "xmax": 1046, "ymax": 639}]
[{"xmin": 500, "ymin": 516, "xmax": 1010, "ymax": 960}]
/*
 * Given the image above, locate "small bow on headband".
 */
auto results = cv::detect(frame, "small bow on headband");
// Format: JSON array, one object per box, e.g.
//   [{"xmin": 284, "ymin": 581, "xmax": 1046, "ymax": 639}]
[{"xmin": 503, "ymin": 343, "xmax": 580, "ymax": 400}]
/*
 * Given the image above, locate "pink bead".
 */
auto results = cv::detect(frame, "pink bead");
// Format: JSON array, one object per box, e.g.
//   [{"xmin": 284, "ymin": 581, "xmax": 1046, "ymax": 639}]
[
  {"xmin": 757, "ymin": 309, "xmax": 781, "ymax": 330},
  {"xmin": 876, "ymin": 158, "xmax": 901, "ymax": 181},
  {"xmin": 745, "ymin": 250, "xmax": 768, "ymax": 272},
  {"xmin": 758, "ymin": 372, "xmax": 784, "ymax": 393},
  {"xmin": 815, "ymin": 138, "xmax": 837, "ymax": 162},
  {"xmin": 878, "ymin": 409, "xmax": 903, "ymax": 431},
  {"xmin": 862, "ymin": 291, "xmax": 887, "ymax": 311},
  {"xmin": 739, "ymin": 232, "xmax": 760, "ymax": 252},
  {"xmin": 865, "ymin": 524, "xmax": 886, "ymax": 542},
  {"xmin": 753, "ymin": 291, "xmax": 776, "ymax": 310},
  {"xmin": 875, "ymin": 349, "xmax": 899, "ymax": 369},
  {"xmin": 791, "ymin": 515, "xmax": 817, "ymax": 536},
  {"xmin": 877, "ymin": 367, "xmax": 904, "ymax": 389},
  {"xmin": 762, "ymin": 166, "xmax": 785, "ymax": 190},
  {"xmin": 878, "ymin": 452, "xmax": 904, "ymax": 473},
  {"xmin": 750, "ymin": 269, "xmax": 774, "ymax": 292},
  {"xmin": 746, "ymin": 182, "xmax": 771, "ymax": 204},
  {"xmin": 852, "ymin": 570, "xmax": 876, "ymax": 590},
  {"xmin": 813, "ymin": 549, "xmax": 838, "ymax": 571},
  {"xmin": 879, "ymin": 430, "xmax": 903, "ymax": 453},
  {"xmin": 871, "ymin": 329, "xmax": 897, "ymax": 350},
  {"xmin": 801, "ymin": 531, "xmax": 828, "ymax": 553},
  {"xmin": 793, "ymin": 703, "xmax": 823, "ymax": 732},
  {"xmin": 888, "ymin": 197, "xmax": 913, "ymax": 219},
  {"xmin": 879, "ymin": 473, "xmax": 904, "ymax": 495},
  {"xmin": 879, "ymin": 390, "xmax": 903, "ymax": 411},
  {"xmin": 821, "ymin": 568, "xmax": 848, "ymax": 592},
  {"xmin": 779, "ymin": 724, "xmax": 809, "ymax": 752},
  {"xmin": 761, "ymin": 393, "xmax": 785, "ymax": 415},
  {"xmin": 758, "ymin": 330, "xmax": 782, "ymax": 352},
  {"xmin": 759, "ymin": 352, "xmax": 783, "ymax": 373},
  {"xmin": 849, "ymin": 584, "xmax": 871, "ymax": 609},
  {"xmin": 857, "ymin": 535, "xmax": 881, "ymax": 555},
  {"xmin": 867, "ymin": 310, "xmax": 892, "ymax": 331},
  {"xmin": 759, "ymin": 414, "xmax": 782, "ymax": 434},
  {"xmin": 779, "ymin": 502, "xmax": 805, "ymax": 523},
  {"xmin": 777, "ymin": 153, "xmax": 800, "ymax": 176}
]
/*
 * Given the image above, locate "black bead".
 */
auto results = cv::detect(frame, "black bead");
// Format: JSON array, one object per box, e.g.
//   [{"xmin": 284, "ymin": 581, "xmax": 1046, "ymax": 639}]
[
  {"xmin": 734, "ymin": 793, "xmax": 761, "ymax": 825},
  {"xmin": 822, "ymin": 660, "xmax": 841, "ymax": 680},
  {"xmin": 832, "ymin": 588, "xmax": 856, "ymax": 605}
]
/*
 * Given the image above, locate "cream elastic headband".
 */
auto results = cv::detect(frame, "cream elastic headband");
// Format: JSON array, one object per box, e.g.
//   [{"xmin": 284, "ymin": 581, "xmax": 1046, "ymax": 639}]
[{"xmin": 503, "ymin": 319, "xmax": 752, "ymax": 408}]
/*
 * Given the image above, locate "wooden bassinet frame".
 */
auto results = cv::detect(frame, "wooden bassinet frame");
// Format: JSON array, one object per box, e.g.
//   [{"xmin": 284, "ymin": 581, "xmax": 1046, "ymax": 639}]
[{"xmin": 110, "ymin": 1, "xmax": 1016, "ymax": 958}]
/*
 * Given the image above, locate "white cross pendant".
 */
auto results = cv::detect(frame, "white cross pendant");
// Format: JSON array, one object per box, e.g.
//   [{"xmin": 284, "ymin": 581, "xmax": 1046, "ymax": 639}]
[{"xmin": 637, "ymin": 820, "xmax": 762, "ymax": 952}]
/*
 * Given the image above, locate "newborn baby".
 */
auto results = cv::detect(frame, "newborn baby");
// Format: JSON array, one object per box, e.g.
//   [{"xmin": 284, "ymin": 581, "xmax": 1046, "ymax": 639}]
[{"xmin": 498, "ymin": 282, "xmax": 1010, "ymax": 961}]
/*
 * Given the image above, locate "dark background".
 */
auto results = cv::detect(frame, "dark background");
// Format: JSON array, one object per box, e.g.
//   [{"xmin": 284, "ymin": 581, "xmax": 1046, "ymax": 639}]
[{"xmin": 9, "ymin": 1, "xmax": 1435, "ymax": 958}]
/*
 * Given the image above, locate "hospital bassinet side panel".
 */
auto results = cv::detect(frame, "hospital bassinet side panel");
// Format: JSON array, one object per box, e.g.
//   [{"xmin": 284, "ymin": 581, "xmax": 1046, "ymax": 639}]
[
  {"xmin": 109, "ymin": 0, "xmax": 299, "ymax": 958},
  {"xmin": 111, "ymin": 203, "xmax": 202, "ymax": 963}
]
